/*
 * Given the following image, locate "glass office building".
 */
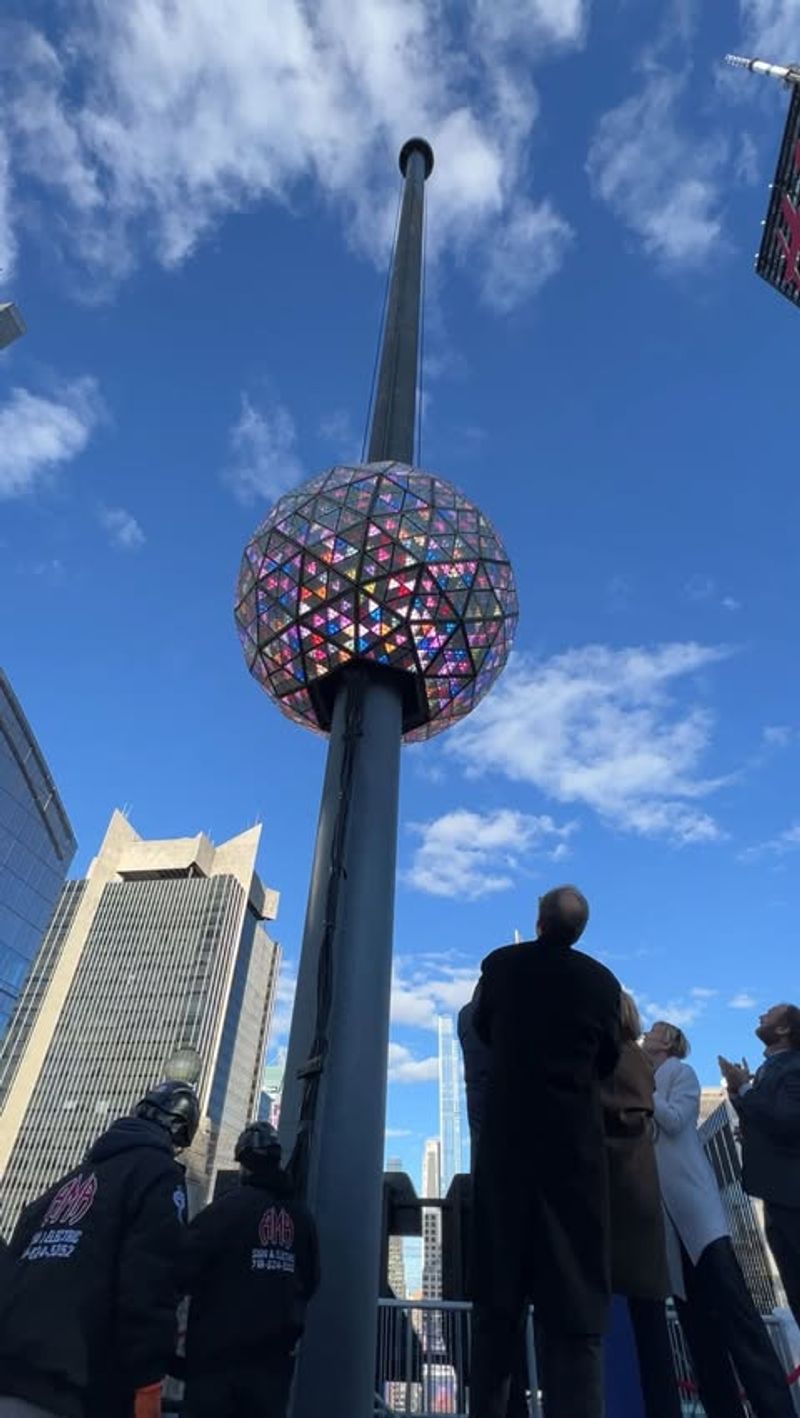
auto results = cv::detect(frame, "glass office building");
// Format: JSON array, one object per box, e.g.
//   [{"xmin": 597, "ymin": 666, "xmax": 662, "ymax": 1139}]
[
  {"xmin": 0, "ymin": 670, "xmax": 76, "ymax": 1037},
  {"xmin": 0, "ymin": 810, "xmax": 281, "ymax": 1226}
]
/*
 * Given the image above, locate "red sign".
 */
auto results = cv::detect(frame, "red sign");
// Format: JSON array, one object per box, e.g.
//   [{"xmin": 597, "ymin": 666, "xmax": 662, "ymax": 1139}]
[{"xmin": 757, "ymin": 87, "xmax": 800, "ymax": 308}]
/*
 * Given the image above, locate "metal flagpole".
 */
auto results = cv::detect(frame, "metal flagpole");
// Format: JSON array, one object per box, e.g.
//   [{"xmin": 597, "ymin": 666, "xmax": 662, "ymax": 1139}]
[
  {"xmin": 725, "ymin": 53, "xmax": 800, "ymax": 86},
  {"xmin": 279, "ymin": 138, "xmax": 434, "ymax": 1418}
]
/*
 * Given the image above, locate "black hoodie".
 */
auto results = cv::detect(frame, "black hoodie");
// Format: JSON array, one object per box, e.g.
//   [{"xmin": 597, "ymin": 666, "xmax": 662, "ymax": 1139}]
[
  {"xmin": 182, "ymin": 1167, "xmax": 320, "ymax": 1373},
  {"xmin": 0, "ymin": 1117, "xmax": 188, "ymax": 1418}
]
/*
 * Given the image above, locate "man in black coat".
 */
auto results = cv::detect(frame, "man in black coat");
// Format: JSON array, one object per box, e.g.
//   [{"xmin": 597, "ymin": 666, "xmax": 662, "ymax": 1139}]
[
  {"xmin": 719, "ymin": 1002, "xmax": 800, "ymax": 1327},
  {"xmin": 458, "ymin": 997, "xmax": 489, "ymax": 1162},
  {"xmin": 0, "ymin": 1080, "xmax": 199, "ymax": 1418},
  {"xmin": 181, "ymin": 1120, "xmax": 320, "ymax": 1418},
  {"xmin": 459, "ymin": 996, "xmax": 529, "ymax": 1418},
  {"xmin": 470, "ymin": 886, "xmax": 621, "ymax": 1418}
]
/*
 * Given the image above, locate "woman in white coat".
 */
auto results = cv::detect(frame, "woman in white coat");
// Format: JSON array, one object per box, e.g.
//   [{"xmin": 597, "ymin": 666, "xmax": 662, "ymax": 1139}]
[{"xmin": 643, "ymin": 1021, "xmax": 794, "ymax": 1418}]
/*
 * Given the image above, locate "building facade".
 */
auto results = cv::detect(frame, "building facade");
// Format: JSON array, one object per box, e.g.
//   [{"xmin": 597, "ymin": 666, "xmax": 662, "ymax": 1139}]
[
  {"xmin": 438, "ymin": 1016, "xmax": 464, "ymax": 1194},
  {"xmin": 0, "ymin": 810, "xmax": 280, "ymax": 1226},
  {"xmin": 386, "ymin": 1155, "xmax": 408, "ymax": 1300},
  {"xmin": 0, "ymin": 671, "xmax": 76, "ymax": 1038},
  {"xmin": 699, "ymin": 1097, "xmax": 784, "ymax": 1314}
]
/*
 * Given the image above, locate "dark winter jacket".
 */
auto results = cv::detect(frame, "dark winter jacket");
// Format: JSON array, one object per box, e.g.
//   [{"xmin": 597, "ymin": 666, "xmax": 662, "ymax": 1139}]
[
  {"xmin": 601, "ymin": 1041, "xmax": 670, "ymax": 1299},
  {"xmin": 733, "ymin": 1049, "xmax": 800, "ymax": 1207},
  {"xmin": 470, "ymin": 937, "xmax": 621, "ymax": 1334},
  {"xmin": 458, "ymin": 995, "xmax": 490, "ymax": 1164},
  {"xmin": 182, "ymin": 1167, "xmax": 320, "ymax": 1373},
  {"xmin": 0, "ymin": 1118, "xmax": 188, "ymax": 1418}
]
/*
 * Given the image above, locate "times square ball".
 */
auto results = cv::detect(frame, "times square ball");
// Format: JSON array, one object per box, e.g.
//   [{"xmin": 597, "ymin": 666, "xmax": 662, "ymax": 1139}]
[{"xmin": 234, "ymin": 462, "xmax": 518, "ymax": 742}]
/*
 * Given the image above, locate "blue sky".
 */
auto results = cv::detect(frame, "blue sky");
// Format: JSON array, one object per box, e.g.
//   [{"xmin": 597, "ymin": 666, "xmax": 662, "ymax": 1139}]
[{"xmin": 2, "ymin": 0, "xmax": 800, "ymax": 1194}]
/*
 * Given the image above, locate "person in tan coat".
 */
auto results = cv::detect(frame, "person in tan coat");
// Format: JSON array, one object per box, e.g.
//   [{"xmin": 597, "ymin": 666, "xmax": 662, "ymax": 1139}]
[{"xmin": 601, "ymin": 994, "xmax": 680, "ymax": 1418}]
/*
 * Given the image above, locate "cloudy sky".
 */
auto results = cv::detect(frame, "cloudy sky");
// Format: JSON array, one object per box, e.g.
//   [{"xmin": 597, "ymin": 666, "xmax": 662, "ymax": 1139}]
[{"xmin": 2, "ymin": 0, "xmax": 800, "ymax": 1191}]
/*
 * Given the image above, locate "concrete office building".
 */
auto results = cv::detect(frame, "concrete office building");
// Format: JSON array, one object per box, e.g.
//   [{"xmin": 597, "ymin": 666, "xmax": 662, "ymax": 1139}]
[
  {"xmin": 0, "ymin": 671, "xmax": 76, "ymax": 1037},
  {"xmin": 0, "ymin": 810, "xmax": 280, "ymax": 1226}
]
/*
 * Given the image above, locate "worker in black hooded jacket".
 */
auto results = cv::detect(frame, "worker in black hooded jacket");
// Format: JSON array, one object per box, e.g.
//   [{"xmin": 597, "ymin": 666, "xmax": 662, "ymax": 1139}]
[
  {"xmin": 0, "ymin": 1080, "xmax": 200, "ymax": 1418},
  {"xmin": 181, "ymin": 1120, "xmax": 320, "ymax": 1418}
]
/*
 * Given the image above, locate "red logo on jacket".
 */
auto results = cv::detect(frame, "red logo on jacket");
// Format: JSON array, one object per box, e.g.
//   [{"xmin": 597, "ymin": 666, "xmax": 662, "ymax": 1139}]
[
  {"xmin": 258, "ymin": 1206, "xmax": 295, "ymax": 1249},
  {"xmin": 43, "ymin": 1173, "xmax": 98, "ymax": 1227}
]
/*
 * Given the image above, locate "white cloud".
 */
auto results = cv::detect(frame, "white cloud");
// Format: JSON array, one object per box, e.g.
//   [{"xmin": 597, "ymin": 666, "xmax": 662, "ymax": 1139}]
[
  {"xmin": 99, "ymin": 505, "xmax": 145, "ymax": 550},
  {"xmin": 385, "ymin": 1127, "xmax": 414, "ymax": 1139},
  {"xmin": 587, "ymin": 71, "xmax": 726, "ymax": 268},
  {"xmin": 740, "ymin": 823, "xmax": 800, "ymax": 861},
  {"xmin": 407, "ymin": 807, "xmax": 576, "ymax": 899},
  {"xmin": 447, "ymin": 643, "xmax": 732, "ymax": 844},
  {"xmin": 739, "ymin": 0, "xmax": 800, "ymax": 58},
  {"xmin": 225, "ymin": 393, "xmax": 304, "ymax": 505},
  {"xmin": 729, "ymin": 991, "xmax": 757, "ymax": 1009},
  {"xmin": 634, "ymin": 991, "xmax": 710, "ymax": 1031},
  {"xmin": 0, "ymin": 2, "xmax": 577, "ymax": 310},
  {"xmin": 0, "ymin": 377, "xmax": 101, "ymax": 498},
  {"xmin": 691, "ymin": 987, "xmax": 718, "ymax": 999},
  {"xmin": 481, "ymin": 199, "xmax": 574, "ymax": 312},
  {"xmin": 388, "ymin": 1041, "xmax": 439, "ymax": 1084},
  {"xmin": 471, "ymin": 0, "xmax": 588, "ymax": 49},
  {"xmin": 391, "ymin": 955, "xmax": 482, "ymax": 1031}
]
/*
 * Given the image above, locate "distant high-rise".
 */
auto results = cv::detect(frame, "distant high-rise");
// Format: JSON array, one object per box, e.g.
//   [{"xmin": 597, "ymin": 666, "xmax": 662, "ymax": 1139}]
[
  {"xmin": 386, "ymin": 1155, "xmax": 408, "ymax": 1300},
  {"xmin": 0, "ymin": 671, "xmax": 76, "ymax": 1037},
  {"xmin": 421, "ymin": 1138, "xmax": 444, "ymax": 1357},
  {"xmin": 438, "ymin": 1015, "xmax": 464, "ymax": 1192},
  {"xmin": 421, "ymin": 1138, "xmax": 442, "ymax": 1299},
  {"xmin": 0, "ymin": 810, "xmax": 280, "ymax": 1227},
  {"xmin": 262, "ymin": 1061, "xmax": 285, "ymax": 1129}
]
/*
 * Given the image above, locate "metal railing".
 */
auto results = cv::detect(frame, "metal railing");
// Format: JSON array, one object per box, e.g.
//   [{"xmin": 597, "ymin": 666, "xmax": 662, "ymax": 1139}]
[
  {"xmin": 375, "ymin": 1298, "xmax": 800, "ymax": 1417},
  {"xmin": 375, "ymin": 1298, "xmax": 540, "ymax": 1417}
]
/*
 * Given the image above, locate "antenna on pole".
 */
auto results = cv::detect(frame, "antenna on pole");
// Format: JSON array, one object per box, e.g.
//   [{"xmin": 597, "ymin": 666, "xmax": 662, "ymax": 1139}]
[{"xmin": 725, "ymin": 53, "xmax": 800, "ymax": 87}]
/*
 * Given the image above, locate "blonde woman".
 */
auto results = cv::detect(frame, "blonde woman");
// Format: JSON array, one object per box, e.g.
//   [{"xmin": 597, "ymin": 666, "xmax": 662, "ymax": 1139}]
[{"xmin": 644, "ymin": 1020, "xmax": 795, "ymax": 1418}]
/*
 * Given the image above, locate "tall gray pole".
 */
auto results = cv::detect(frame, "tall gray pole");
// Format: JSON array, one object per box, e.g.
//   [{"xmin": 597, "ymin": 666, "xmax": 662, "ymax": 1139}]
[{"xmin": 280, "ymin": 137, "xmax": 434, "ymax": 1418}]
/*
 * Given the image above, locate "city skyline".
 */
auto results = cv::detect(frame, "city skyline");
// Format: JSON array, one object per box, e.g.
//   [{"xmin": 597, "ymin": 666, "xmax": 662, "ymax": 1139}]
[
  {"xmin": 0, "ymin": 809, "xmax": 281, "ymax": 1226},
  {"xmin": 2, "ymin": 0, "xmax": 799, "ymax": 1205}
]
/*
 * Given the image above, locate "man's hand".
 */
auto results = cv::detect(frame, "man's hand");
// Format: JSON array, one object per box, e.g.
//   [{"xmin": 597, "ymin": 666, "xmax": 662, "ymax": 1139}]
[
  {"xmin": 134, "ymin": 1384, "xmax": 162, "ymax": 1418},
  {"xmin": 718, "ymin": 1055, "xmax": 752, "ymax": 1096}
]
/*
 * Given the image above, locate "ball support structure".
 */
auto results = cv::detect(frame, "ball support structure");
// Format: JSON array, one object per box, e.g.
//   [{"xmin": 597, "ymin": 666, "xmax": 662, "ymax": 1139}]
[{"xmin": 235, "ymin": 139, "xmax": 517, "ymax": 1418}]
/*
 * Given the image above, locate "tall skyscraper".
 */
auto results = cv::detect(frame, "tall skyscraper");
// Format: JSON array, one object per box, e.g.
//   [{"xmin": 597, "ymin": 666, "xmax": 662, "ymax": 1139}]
[
  {"xmin": 438, "ymin": 1015, "xmax": 464, "ymax": 1192},
  {"xmin": 0, "ymin": 670, "xmax": 76, "ymax": 1037},
  {"xmin": 0, "ymin": 809, "xmax": 280, "ymax": 1227}
]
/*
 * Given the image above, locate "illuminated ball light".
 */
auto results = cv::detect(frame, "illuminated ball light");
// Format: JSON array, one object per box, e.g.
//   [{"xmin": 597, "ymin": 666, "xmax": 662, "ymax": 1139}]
[{"xmin": 235, "ymin": 462, "xmax": 518, "ymax": 743}]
